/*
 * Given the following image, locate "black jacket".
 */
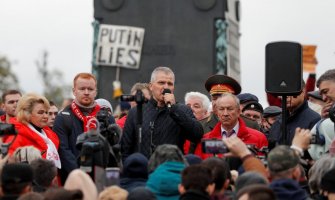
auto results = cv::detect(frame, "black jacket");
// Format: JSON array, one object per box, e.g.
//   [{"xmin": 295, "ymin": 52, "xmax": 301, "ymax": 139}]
[
  {"xmin": 180, "ymin": 190, "xmax": 211, "ymax": 200},
  {"xmin": 269, "ymin": 100, "xmax": 320, "ymax": 146},
  {"xmin": 120, "ymin": 98, "xmax": 203, "ymax": 161}
]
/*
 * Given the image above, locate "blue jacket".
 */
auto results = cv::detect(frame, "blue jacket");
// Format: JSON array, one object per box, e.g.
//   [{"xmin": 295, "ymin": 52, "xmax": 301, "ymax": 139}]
[
  {"xmin": 270, "ymin": 179, "xmax": 308, "ymax": 200},
  {"xmin": 269, "ymin": 101, "xmax": 320, "ymax": 145},
  {"xmin": 53, "ymin": 105, "xmax": 86, "ymax": 181},
  {"xmin": 146, "ymin": 161, "xmax": 185, "ymax": 200}
]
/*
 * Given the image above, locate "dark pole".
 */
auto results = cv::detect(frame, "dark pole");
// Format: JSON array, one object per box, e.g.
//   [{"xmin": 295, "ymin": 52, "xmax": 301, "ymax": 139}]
[
  {"xmin": 136, "ymin": 90, "xmax": 143, "ymax": 152},
  {"xmin": 281, "ymin": 95, "xmax": 288, "ymax": 145}
]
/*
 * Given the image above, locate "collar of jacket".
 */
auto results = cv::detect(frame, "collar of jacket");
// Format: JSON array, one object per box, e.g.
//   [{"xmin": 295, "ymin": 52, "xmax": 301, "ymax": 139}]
[
  {"xmin": 148, "ymin": 98, "xmax": 171, "ymax": 110},
  {"xmin": 287, "ymin": 100, "xmax": 309, "ymax": 120},
  {"xmin": 210, "ymin": 117, "xmax": 249, "ymax": 139}
]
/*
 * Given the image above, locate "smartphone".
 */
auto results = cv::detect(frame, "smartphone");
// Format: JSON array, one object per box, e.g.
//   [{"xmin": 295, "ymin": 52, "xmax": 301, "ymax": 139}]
[
  {"xmin": 105, "ymin": 167, "xmax": 120, "ymax": 186},
  {"xmin": 201, "ymin": 139, "xmax": 229, "ymax": 154}
]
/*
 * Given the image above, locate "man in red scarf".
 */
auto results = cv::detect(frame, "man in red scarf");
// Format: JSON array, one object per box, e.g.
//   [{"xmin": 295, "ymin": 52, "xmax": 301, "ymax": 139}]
[{"xmin": 53, "ymin": 72, "xmax": 100, "ymax": 183}]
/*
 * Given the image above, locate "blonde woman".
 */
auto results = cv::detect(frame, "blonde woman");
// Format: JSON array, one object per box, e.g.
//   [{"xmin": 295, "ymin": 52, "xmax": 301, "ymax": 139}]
[{"xmin": 4, "ymin": 93, "xmax": 60, "ymax": 168}]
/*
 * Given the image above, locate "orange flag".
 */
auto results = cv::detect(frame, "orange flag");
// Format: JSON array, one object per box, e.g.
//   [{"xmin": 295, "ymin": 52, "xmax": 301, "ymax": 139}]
[{"xmin": 303, "ymin": 45, "xmax": 318, "ymax": 73}]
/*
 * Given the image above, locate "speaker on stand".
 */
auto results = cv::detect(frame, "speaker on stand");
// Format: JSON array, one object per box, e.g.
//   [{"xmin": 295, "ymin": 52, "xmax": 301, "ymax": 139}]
[{"xmin": 265, "ymin": 41, "xmax": 302, "ymax": 145}]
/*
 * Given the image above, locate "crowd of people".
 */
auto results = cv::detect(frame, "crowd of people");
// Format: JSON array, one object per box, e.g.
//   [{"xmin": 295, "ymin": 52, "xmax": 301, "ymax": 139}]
[{"xmin": 0, "ymin": 67, "xmax": 335, "ymax": 200}]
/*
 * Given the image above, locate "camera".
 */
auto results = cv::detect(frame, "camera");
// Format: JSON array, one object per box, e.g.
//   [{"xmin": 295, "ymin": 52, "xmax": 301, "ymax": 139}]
[
  {"xmin": 96, "ymin": 108, "xmax": 120, "ymax": 147},
  {"xmin": 76, "ymin": 131, "xmax": 110, "ymax": 171},
  {"xmin": 120, "ymin": 89, "xmax": 147, "ymax": 104},
  {"xmin": 201, "ymin": 138, "xmax": 229, "ymax": 154},
  {"xmin": 0, "ymin": 123, "xmax": 17, "ymax": 156},
  {"xmin": 0, "ymin": 123, "xmax": 17, "ymax": 136}
]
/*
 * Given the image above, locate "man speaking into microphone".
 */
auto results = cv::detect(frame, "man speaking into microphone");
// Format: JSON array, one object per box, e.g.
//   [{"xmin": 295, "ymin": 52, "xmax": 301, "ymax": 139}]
[{"xmin": 120, "ymin": 66, "xmax": 204, "ymax": 161}]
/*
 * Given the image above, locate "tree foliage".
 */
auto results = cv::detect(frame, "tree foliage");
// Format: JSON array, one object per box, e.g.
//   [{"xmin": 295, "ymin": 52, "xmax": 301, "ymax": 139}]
[
  {"xmin": 36, "ymin": 50, "xmax": 71, "ymax": 106},
  {"xmin": 0, "ymin": 55, "xmax": 20, "ymax": 101}
]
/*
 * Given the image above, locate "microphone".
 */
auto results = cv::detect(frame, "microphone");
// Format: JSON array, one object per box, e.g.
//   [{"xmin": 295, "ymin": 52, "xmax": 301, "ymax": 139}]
[{"xmin": 162, "ymin": 88, "xmax": 172, "ymax": 108}]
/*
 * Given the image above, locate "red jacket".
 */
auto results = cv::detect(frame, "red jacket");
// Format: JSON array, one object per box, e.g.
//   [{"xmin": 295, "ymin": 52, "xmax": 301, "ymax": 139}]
[
  {"xmin": 195, "ymin": 118, "xmax": 268, "ymax": 159},
  {"xmin": 4, "ymin": 118, "xmax": 60, "ymax": 158}
]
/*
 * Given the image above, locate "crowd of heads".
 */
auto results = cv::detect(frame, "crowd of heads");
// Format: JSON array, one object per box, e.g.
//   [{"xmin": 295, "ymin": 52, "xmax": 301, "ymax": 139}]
[{"xmin": 1, "ymin": 67, "xmax": 335, "ymax": 200}]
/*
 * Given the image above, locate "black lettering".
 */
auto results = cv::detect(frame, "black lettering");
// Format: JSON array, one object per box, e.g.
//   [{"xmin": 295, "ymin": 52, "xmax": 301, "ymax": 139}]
[
  {"xmin": 133, "ymin": 31, "xmax": 142, "ymax": 46},
  {"xmin": 97, "ymin": 46, "xmax": 106, "ymax": 63},
  {"xmin": 108, "ymin": 47, "xmax": 114, "ymax": 64},
  {"xmin": 116, "ymin": 48, "xmax": 125, "ymax": 65},
  {"xmin": 127, "ymin": 30, "xmax": 132, "ymax": 45},
  {"xmin": 100, "ymin": 28, "xmax": 109, "ymax": 42},
  {"xmin": 118, "ymin": 29, "xmax": 127, "ymax": 44},
  {"xmin": 108, "ymin": 29, "xmax": 117, "ymax": 43},
  {"xmin": 127, "ymin": 49, "xmax": 138, "ymax": 67}
]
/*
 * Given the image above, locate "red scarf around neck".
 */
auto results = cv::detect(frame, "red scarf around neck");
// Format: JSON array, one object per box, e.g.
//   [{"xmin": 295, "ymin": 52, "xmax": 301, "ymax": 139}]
[{"xmin": 71, "ymin": 101, "xmax": 101, "ymax": 132}]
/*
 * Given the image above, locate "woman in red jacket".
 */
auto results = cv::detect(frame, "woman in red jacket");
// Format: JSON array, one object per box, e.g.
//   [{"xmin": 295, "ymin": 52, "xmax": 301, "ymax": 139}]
[{"xmin": 4, "ymin": 93, "xmax": 61, "ymax": 169}]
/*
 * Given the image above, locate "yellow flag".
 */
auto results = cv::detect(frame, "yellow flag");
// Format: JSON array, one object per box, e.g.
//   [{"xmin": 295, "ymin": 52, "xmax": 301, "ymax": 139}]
[{"xmin": 113, "ymin": 80, "xmax": 123, "ymax": 99}]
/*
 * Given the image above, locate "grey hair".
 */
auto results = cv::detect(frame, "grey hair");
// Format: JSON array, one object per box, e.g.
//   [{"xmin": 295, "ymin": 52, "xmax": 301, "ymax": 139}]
[
  {"xmin": 184, "ymin": 91, "xmax": 211, "ymax": 112},
  {"xmin": 235, "ymin": 172, "xmax": 268, "ymax": 192},
  {"xmin": 150, "ymin": 66, "xmax": 175, "ymax": 83},
  {"xmin": 317, "ymin": 69, "xmax": 335, "ymax": 88},
  {"xmin": 309, "ymin": 154, "xmax": 335, "ymax": 193},
  {"xmin": 217, "ymin": 92, "xmax": 240, "ymax": 108},
  {"xmin": 130, "ymin": 82, "xmax": 150, "ymax": 95},
  {"xmin": 148, "ymin": 144, "xmax": 188, "ymax": 173}
]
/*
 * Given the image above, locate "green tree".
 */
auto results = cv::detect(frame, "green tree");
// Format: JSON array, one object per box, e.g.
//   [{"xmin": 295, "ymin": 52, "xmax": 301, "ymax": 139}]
[
  {"xmin": 36, "ymin": 50, "xmax": 71, "ymax": 106},
  {"xmin": 0, "ymin": 55, "xmax": 20, "ymax": 101}
]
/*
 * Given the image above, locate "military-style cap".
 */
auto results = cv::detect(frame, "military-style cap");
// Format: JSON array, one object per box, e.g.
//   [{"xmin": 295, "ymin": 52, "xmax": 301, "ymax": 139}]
[
  {"xmin": 205, "ymin": 74, "xmax": 241, "ymax": 95},
  {"xmin": 242, "ymin": 102, "xmax": 263, "ymax": 114},
  {"xmin": 308, "ymin": 90, "xmax": 323, "ymax": 101},
  {"xmin": 267, "ymin": 145, "xmax": 300, "ymax": 173},
  {"xmin": 237, "ymin": 93, "xmax": 259, "ymax": 104},
  {"xmin": 263, "ymin": 106, "xmax": 282, "ymax": 118}
]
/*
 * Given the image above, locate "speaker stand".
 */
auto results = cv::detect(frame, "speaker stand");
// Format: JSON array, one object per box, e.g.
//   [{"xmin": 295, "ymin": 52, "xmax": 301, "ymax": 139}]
[{"xmin": 281, "ymin": 95, "xmax": 288, "ymax": 145}]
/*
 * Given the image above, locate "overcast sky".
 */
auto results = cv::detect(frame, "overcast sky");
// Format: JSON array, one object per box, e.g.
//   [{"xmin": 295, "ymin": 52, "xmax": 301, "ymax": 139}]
[{"xmin": 1, "ymin": 0, "xmax": 335, "ymax": 106}]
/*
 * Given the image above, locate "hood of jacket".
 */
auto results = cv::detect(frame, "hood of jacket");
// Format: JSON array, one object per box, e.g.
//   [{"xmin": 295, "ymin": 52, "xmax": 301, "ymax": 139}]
[
  {"xmin": 270, "ymin": 179, "xmax": 308, "ymax": 200},
  {"xmin": 146, "ymin": 161, "xmax": 185, "ymax": 199}
]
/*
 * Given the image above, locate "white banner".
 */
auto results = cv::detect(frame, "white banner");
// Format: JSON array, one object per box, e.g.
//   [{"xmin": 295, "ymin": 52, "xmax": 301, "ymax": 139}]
[{"xmin": 95, "ymin": 24, "xmax": 145, "ymax": 69}]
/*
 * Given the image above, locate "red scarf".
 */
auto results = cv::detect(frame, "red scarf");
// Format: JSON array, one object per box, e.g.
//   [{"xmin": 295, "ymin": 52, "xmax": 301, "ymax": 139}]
[
  {"xmin": 71, "ymin": 101, "xmax": 101, "ymax": 132},
  {"xmin": 0, "ymin": 115, "xmax": 6, "ymax": 123}
]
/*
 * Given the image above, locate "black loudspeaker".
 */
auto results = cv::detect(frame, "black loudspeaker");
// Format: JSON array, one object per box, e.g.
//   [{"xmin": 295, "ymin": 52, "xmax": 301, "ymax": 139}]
[{"xmin": 265, "ymin": 42, "xmax": 302, "ymax": 95}]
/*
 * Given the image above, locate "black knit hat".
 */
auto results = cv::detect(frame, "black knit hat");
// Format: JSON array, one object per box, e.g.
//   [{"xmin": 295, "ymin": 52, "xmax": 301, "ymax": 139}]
[
  {"xmin": 123, "ymin": 153, "xmax": 148, "ymax": 179},
  {"xmin": 1, "ymin": 163, "xmax": 33, "ymax": 184},
  {"xmin": 321, "ymin": 168, "xmax": 335, "ymax": 193}
]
